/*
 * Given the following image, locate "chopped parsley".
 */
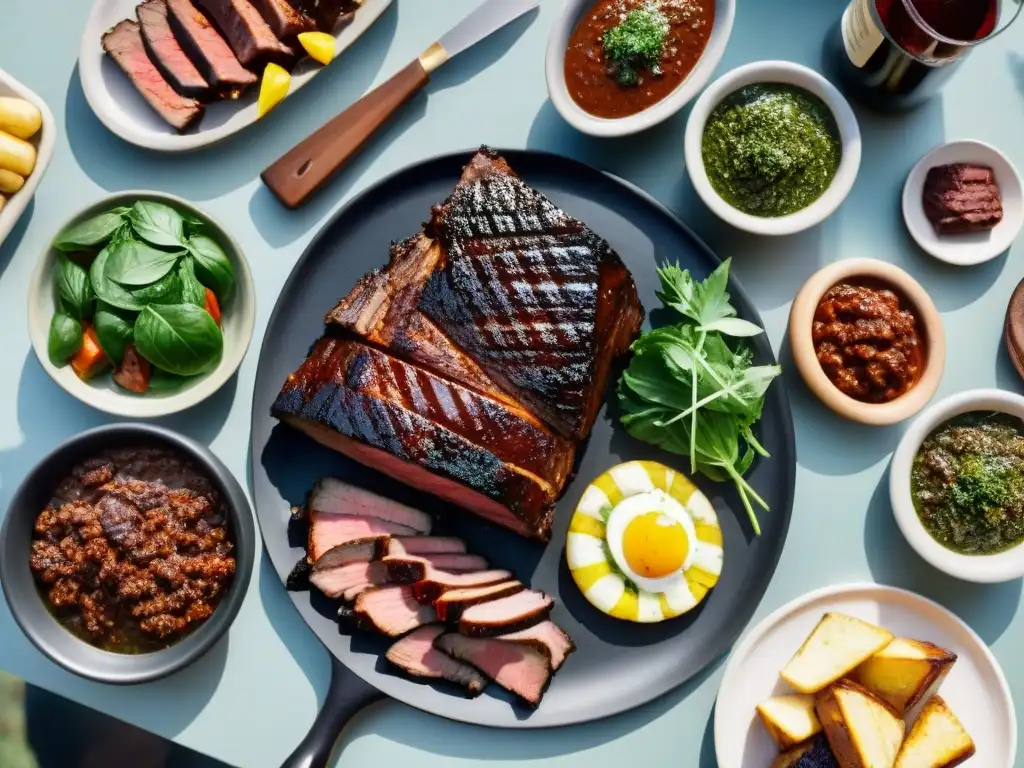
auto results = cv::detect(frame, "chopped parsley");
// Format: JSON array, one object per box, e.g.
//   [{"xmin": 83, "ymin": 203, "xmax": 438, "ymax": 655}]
[{"xmin": 602, "ymin": 3, "xmax": 669, "ymax": 86}]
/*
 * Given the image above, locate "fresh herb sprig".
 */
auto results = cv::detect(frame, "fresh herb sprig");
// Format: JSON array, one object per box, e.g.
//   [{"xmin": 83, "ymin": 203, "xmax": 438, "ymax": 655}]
[
  {"xmin": 602, "ymin": 4, "xmax": 668, "ymax": 87},
  {"xmin": 617, "ymin": 259, "xmax": 780, "ymax": 534}
]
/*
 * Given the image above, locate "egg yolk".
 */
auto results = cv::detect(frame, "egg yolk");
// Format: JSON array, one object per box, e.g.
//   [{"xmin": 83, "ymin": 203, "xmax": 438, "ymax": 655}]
[{"xmin": 622, "ymin": 512, "xmax": 688, "ymax": 579}]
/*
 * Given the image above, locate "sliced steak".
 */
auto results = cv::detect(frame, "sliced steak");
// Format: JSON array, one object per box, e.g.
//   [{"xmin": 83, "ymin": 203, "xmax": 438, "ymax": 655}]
[
  {"xmin": 309, "ymin": 561, "xmax": 386, "ymax": 599},
  {"xmin": 496, "ymin": 621, "xmax": 575, "ymax": 671},
  {"xmin": 194, "ymin": 0, "xmax": 294, "ymax": 66},
  {"xmin": 388, "ymin": 536, "xmax": 466, "ymax": 557},
  {"xmin": 353, "ymin": 585, "xmax": 435, "ymax": 637},
  {"xmin": 137, "ymin": 0, "xmax": 211, "ymax": 99},
  {"xmin": 413, "ymin": 569, "xmax": 513, "ymax": 604},
  {"xmin": 382, "ymin": 554, "xmax": 489, "ymax": 584},
  {"xmin": 434, "ymin": 632, "xmax": 553, "ymax": 707},
  {"xmin": 458, "ymin": 590, "xmax": 553, "ymax": 637},
  {"xmin": 101, "ymin": 20, "xmax": 204, "ymax": 132},
  {"xmin": 289, "ymin": 0, "xmax": 356, "ymax": 31},
  {"xmin": 923, "ymin": 163, "xmax": 1004, "ymax": 234},
  {"xmin": 434, "ymin": 581, "xmax": 525, "ymax": 624},
  {"xmin": 308, "ymin": 478, "xmax": 432, "ymax": 534},
  {"xmin": 166, "ymin": 0, "xmax": 257, "ymax": 97},
  {"xmin": 385, "ymin": 625, "xmax": 488, "ymax": 696},
  {"xmin": 249, "ymin": 0, "xmax": 315, "ymax": 38},
  {"xmin": 311, "ymin": 534, "xmax": 390, "ymax": 571},
  {"xmin": 307, "ymin": 510, "xmax": 417, "ymax": 569}
]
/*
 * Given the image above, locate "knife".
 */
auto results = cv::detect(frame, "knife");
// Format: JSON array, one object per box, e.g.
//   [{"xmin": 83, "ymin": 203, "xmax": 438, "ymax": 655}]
[{"xmin": 261, "ymin": 0, "xmax": 541, "ymax": 209}]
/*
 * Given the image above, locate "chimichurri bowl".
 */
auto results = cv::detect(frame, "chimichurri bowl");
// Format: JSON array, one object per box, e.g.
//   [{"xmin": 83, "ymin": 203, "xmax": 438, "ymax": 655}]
[
  {"xmin": 890, "ymin": 389, "xmax": 1024, "ymax": 583},
  {"xmin": 684, "ymin": 61, "xmax": 862, "ymax": 236}
]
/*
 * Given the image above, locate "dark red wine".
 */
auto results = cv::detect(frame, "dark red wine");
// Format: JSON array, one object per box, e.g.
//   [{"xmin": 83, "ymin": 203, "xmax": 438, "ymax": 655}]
[{"xmin": 830, "ymin": 0, "xmax": 1000, "ymax": 110}]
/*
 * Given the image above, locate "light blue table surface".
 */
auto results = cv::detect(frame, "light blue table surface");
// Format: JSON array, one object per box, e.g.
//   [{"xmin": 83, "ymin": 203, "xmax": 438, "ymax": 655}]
[{"xmin": 2, "ymin": 0, "xmax": 1023, "ymax": 765}]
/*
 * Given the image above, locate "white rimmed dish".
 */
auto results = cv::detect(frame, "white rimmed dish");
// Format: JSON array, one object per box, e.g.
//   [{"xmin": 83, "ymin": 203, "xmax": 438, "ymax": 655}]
[
  {"xmin": 890, "ymin": 389, "xmax": 1024, "ymax": 583},
  {"xmin": 714, "ymin": 583, "xmax": 1017, "ymax": 768},
  {"xmin": 902, "ymin": 140, "xmax": 1024, "ymax": 266},
  {"xmin": 78, "ymin": 0, "xmax": 394, "ymax": 152},
  {"xmin": 27, "ymin": 191, "xmax": 255, "ymax": 418},
  {"xmin": 0, "ymin": 68, "xmax": 55, "ymax": 247},
  {"xmin": 545, "ymin": 0, "xmax": 736, "ymax": 138},
  {"xmin": 684, "ymin": 61, "xmax": 861, "ymax": 236}
]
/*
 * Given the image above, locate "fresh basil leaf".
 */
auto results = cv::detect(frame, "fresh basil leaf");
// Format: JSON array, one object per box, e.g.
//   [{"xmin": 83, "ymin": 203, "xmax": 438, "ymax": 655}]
[
  {"xmin": 148, "ymin": 368, "xmax": 192, "ymax": 393},
  {"xmin": 181, "ymin": 213, "xmax": 208, "ymax": 238},
  {"xmin": 47, "ymin": 313, "xmax": 82, "ymax": 365},
  {"xmin": 178, "ymin": 257, "xmax": 207, "ymax": 307},
  {"xmin": 134, "ymin": 304, "xmax": 222, "ymax": 377},
  {"xmin": 128, "ymin": 201, "xmax": 186, "ymax": 248},
  {"xmin": 90, "ymin": 247, "xmax": 145, "ymax": 312},
  {"xmin": 93, "ymin": 304, "xmax": 136, "ymax": 365},
  {"xmin": 130, "ymin": 269, "xmax": 182, "ymax": 306},
  {"xmin": 53, "ymin": 211, "xmax": 126, "ymax": 252},
  {"xmin": 699, "ymin": 317, "xmax": 764, "ymax": 337},
  {"xmin": 109, "ymin": 222, "xmax": 135, "ymax": 244},
  {"xmin": 105, "ymin": 240, "xmax": 184, "ymax": 286},
  {"xmin": 186, "ymin": 235, "xmax": 235, "ymax": 301},
  {"xmin": 56, "ymin": 255, "xmax": 95, "ymax": 321}
]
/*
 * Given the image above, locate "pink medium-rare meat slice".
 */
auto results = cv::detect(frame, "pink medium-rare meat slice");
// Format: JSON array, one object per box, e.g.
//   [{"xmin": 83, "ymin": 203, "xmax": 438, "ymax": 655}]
[
  {"xmin": 308, "ymin": 478, "xmax": 433, "ymax": 534},
  {"xmin": 496, "ymin": 621, "xmax": 575, "ymax": 671},
  {"xmin": 166, "ymin": 0, "xmax": 257, "ymax": 96},
  {"xmin": 194, "ymin": 0, "xmax": 293, "ymax": 66},
  {"xmin": 136, "ymin": 0, "xmax": 210, "ymax": 99},
  {"xmin": 388, "ymin": 536, "xmax": 466, "ymax": 556},
  {"xmin": 311, "ymin": 535, "xmax": 390, "ymax": 571},
  {"xmin": 309, "ymin": 561, "xmax": 386, "ymax": 599},
  {"xmin": 343, "ymin": 582, "xmax": 375, "ymax": 602},
  {"xmin": 414, "ymin": 570, "xmax": 513, "ymax": 604},
  {"xmin": 249, "ymin": 0, "xmax": 315, "ymax": 38},
  {"xmin": 458, "ymin": 590, "xmax": 553, "ymax": 637},
  {"xmin": 307, "ymin": 510, "xmax": 417, "ymax": 568},
  {"xmin": 101, "ymin": 20, "xmax": 204, "ymax": 132},
  {"xmin": 434, "ymin": 632, "xmax": 553, "ymax": 707},
  {"xmin": 354, "ymin": 586, "xmax": 435, "ymax": 636},
  {"xmin": 434, "ymin": 581, "xmax": 525, "ymax": 623},
  {"xmin": 382, "ymin": 554, "xmax": 489, "ymax": 584},
  {"xmin": 385, "ymin": 625, "xmax": 488, "ymax": 696}
]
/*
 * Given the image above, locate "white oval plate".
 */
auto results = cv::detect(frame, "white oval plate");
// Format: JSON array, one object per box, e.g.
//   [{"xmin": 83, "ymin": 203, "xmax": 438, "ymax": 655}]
[
  {"xmin": 79, "ymin": 0, "xmax": 393, "ymax": 152},
  {"xmin": 714, "ymin": 584, "xmax": 1016, "ymax": 768},
  {"xmin": 902, "ymin": 140, "xmax": 1024, "ymax": 266}
]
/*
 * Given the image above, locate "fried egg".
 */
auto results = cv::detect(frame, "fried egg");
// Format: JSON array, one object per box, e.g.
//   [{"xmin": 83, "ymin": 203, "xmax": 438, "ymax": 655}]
[{"xmin": 566, "ymin": 461, "xmax": 723, "ymax": 623}]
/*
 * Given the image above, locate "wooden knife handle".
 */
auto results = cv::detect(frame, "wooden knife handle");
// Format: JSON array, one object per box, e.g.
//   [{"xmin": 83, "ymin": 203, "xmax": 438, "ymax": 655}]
[{"xmin": 262, "ymin": 59, "xmax": 430, "ymax": 209}]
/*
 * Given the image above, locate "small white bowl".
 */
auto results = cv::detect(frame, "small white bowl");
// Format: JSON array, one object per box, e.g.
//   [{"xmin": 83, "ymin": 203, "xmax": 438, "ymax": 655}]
[
  {"xmin": 0, "ymin": 68, "xmax": 55, "ymax": 247},
  {"xmin": 27, "ymin": 191, "xmax": 256, "ymax": 418},
  {"xmin": 902, "ymin": 140, "xmax": 1024, "ymax": 266},
  {"xmin": 890, "ymin": 389, "xmax": 1024, "ymax": 583},
  {"xmin": 684, "ymin": 61, "xmax": 862, "ymax": 236},
  {"xmin": 545, "ymin": 0, "xmax": 736, "ymax": 138}
]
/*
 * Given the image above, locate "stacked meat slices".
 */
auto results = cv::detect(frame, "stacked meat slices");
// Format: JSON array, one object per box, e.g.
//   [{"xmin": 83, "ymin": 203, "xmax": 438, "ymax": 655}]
[{"xmin": 300, "ymin": 478, "xmax": 575, "ymax": 707}]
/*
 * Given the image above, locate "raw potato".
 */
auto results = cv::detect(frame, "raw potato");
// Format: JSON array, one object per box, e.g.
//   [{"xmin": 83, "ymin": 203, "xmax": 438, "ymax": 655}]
[
  {"xmin": 0, "ymin": 97, "xmax": 42, "ymax": 139},
  {"xmin": 0, "ymin": 130, "xmax": 36, "ymax": 177},
  {"xmin": 852, "ymin": 638, "xmax": 956, "ymax": 714},
  {"xmin": 0, "ymin": 168, "xmax": 25, "ymax": 194}
]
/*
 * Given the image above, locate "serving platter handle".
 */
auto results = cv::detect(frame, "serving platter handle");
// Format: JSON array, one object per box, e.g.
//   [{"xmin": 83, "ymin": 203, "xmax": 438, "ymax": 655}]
[
  {"xmin": 280, "ymin": 656, "xmax": 384, "ymax": 768},
  {"xmin": 261, "ymin": 58, "xmax": 430, "ymax": 209}
]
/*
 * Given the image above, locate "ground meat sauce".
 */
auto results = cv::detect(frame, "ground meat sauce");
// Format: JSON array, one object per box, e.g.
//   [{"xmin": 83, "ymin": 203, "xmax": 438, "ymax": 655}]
[
  {"xmin": 812, "ymin": 281, "xmax": 924, "ymax": 404},
  {"xmin": 564, "ymin": 0, "xmax": 715, "ymax": 119},
  {"xmin": 29, "ymin": 447, "xmax": 235, "ymax": 653}
]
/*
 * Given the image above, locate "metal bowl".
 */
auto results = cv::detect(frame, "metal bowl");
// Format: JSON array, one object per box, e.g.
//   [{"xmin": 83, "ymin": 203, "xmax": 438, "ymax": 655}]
[{"xmin": 0, "ymin": 423, "xmax": 255, "ymax": 684}]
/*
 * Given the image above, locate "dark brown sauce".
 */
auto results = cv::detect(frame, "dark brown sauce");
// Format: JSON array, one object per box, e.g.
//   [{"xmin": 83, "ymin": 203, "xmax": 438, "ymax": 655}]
[{"xmin": 564, "ymin": 0, "xmax": 715, "ymax": 119}]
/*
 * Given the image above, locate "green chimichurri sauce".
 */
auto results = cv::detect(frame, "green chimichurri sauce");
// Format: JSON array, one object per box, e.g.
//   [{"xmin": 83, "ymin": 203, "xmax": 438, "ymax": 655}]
[
  {"xmin": 701, "ymin": 84, "xmax": 842, "ymax": 218},
  {"xmin": 911, "ymin": 412, "xmax": 1024, "ymax": 555}
]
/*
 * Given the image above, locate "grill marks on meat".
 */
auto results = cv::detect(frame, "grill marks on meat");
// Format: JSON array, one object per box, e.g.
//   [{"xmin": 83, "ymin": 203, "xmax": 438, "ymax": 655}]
[
  {"xmin": 353, "ymin": 585, "xmax": 435, "ymax": 636},
  {"xmin": 434, "ymin": 633, "xmax": 553, "ymax": 708},
  {"xmin": 249, "ymin": 0, "xmax": 315, "ymax": 38},
  {"xmin": 308, "ymin": 477, "xmax": 433, "ymax": 534},
  {"xmin": 386, "ymin": 625, "xmax": 489, "ymax": 696},
  {"xmin": 458, "ymin": 590, "xmax": 553, "ymax": 637},
  {"xmin": 382, "ymin": 553, "xmax": 489, "ymax": 584},
  {"xmin": 923, "ymin": 163, "xmax": 1004, "ymax": 235},
  {"xmin": 194, "ymin": 0, "xmax": 294, "ymax": 66},
  {"xmin": 101, "ymin": 20, "xmax": 204, "ymax": 131},
  {"xmin": 166, "ymin": 0, "xmax": 257, "ymax": 97},
  {"xmin": 434, "ymin": 582, "xmax": 525, "ymax": 623},
  {"xmin": 137, "ymin": 0, "xmax": 211, "ymax": 99}
]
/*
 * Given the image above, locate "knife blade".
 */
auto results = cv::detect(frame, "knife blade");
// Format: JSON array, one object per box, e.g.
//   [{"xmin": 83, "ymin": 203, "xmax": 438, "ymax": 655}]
[{"xmin": 262, "ymin": 0, "xmax": 541, "ymax": 209}]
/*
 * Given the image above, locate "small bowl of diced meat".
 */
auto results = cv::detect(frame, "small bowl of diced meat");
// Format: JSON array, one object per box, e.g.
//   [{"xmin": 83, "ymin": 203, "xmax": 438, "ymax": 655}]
[{"xmin": 0, "ymin": 423, "xmax": 255, "ymax": 684}]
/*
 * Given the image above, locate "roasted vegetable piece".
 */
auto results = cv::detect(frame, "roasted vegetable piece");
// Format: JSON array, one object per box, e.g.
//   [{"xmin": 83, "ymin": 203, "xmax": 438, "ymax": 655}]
[
  {"xmin": 113, "ymin": 344, "xmax": 152, "ymax": 393},
  {"xmin": 852, "ymin": 638, "xmax": 956, "ymax": 715},
  {"xmin": 0, "ymin": 130, "xmax": 36, "ymax": 176},
  {"xmin": 815, "ymin": 679, "xmax": 905, "ymax": 768},
  {"xmin": 0, "ymin": 168, "xmax": 25, "ymax": 194},
  {"xmin": 894, "ymin": 695, "xmax": 974, "ymax": 768},
  {"xmin": 70, "ymin": 325, "xmax": 110, "ymax": 380},
  {"xmin": 204, "ymin": 287, "xmax": 222, "ymax": 326},
  {"xmin": 297, "ymin": 31, "xmax": 334, "ymax": 64},
  {"xmin": 781, "ymin": 613, "xmax": 894, "ymax": 694}
]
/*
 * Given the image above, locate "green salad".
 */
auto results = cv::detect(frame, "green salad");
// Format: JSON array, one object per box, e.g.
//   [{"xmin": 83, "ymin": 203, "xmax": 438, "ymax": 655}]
[{"xmin": 47, "ymin": 200, "xmax": 235, "ymax": 395}]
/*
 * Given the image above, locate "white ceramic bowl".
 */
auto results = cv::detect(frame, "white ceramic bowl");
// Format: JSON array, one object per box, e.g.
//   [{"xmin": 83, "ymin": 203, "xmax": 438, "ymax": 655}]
[
  {"xmin": 890, "ymin": 389, "xmax": 1024, "ymax": 583},
  {"xmin": 0, "ymin": 68, "xmax": 55, "ymax": 247},
  {"xmin": 545, "ymin": 0, "xmax": 736, "ymax": 137},
  {"xmin": 684, "ymin": 61, "xmax": 862, "ymax": 236},
  {"xmin": 28, "ymin": 191, "xmax": 256, "ymax": 418},
  {"xmin": 902, "ymin": 140, "xmax": 1024, "ymax": 266}
]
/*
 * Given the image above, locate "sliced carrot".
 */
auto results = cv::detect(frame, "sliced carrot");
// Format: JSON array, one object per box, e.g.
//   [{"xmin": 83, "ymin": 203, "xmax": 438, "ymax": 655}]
[
  {"xmin": 204, "ymin": 287, "xmax": 222, "ymax": 327},
  {"xmin": 70, "ymin": 325, "xmax": 109, "ymax": 381},
  {"xmin": 113, "ymin": 345, "xmax": 151, "ymax": 394}
]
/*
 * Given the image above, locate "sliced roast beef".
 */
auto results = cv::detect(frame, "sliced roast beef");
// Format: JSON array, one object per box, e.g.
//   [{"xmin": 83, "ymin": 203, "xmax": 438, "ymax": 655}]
[
  {"xmin": 385, "ymin": 625, "xmax": 488, "ymax": 696},
  {"xmin": 250, "ymin": 0, "xmax": 315, "ymax": 38},
  {"xmin": 414, "ymin": 570, "xmax": 513, "ymax": 604},
  {"xmin": 311, "ymin": 534, "xmax": 390, "ymax": 571},
  {"xmin": 343, "ymin": 581, "xmax": 376, "ymax": 602},
  {"xmin": 434, "ymin": 582, "xmax": 525, "ymax": 623},
  {"xmin": 101, "ymin": 20, "xmax": 204, "ymax": 132},
  {"xmin": 496, "ymin": 621, "xmax": 575, "ymax": 671},
  {"xmin": 434, "ymin": 632, "xmax": 553, "ymax": 707},
  {"xmin": 194, "ymin": 0, "xmax": 294, "ymax": 66},
  {"xmin": 382, "ymin": 554, "xmax": 489, "ymax": 584},
  {"xmin": 308, "ymin": 478, "xmax": 433, "ymax": 534},
  {"xmin": 353, "ymin": 586, "xmax": 435, "ymax": 637},
  {"xmin": 388, "ymin": 536, "xmax": 465, "ymax": 557},
  {"xmin": 166, "ymin": 0, "xmax": 257, "ymax": 97},
  {"xmin": 137, "ymin": 0, "xmax": 211, "ymax": 99},
  {"xmin": 289, "ymin": 0, "xmax": 355, "ymax": 31},
  {"xmin": 307, "ymin": 510, "xmax": 417, "ymax": 569},
  {"xmin": 309, "ymin": 561, "xmax": 386, "ymax": 599},
  {"xmin": 458, "ymin": 590, "xmax": 553, "ymax": 637}
]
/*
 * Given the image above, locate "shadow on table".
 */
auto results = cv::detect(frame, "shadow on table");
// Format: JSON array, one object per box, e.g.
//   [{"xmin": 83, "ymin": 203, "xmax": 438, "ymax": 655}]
[
  {"xmin": 0, "ymin": 198, "xmax": 34, "ymax": 273},
  {"xmin": 864, "ymin": 468, "xmax": 1022, "ymax": 645}
]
